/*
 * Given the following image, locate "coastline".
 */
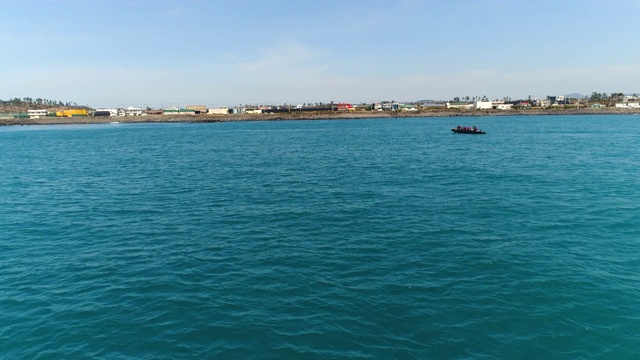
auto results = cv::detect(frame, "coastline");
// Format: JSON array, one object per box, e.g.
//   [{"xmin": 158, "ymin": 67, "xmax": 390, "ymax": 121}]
[{"xmin": 1, "ymin": 107, "xmax": 638, "ymax": 126}]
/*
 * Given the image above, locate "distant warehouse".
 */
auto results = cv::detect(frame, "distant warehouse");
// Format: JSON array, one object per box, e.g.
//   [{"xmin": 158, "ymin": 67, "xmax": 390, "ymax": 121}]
[
  {"xmin": 336, "ymin": 103, "xmax": 354, "ymax": 111},
  {"xmin": 92, "ymin": 110, "xmax": 111, "ymax": 117},
  {"xmin": 164, "ymin": 107, "xmax": 196, "ymax": 115},
  {"xmin": 207, "ymin": 107, "xmax": 229, "ymax": 115},
  {"xmin": 186, "ymin": 105, "xmax": 206, "ymax": 114},
  {"xmin": 56, "ymin": 109, "xmax": 88, "ymax": 117},
  {"xmin": 95, "ymin": 108, "xmax": 119, "ymax": 116}
]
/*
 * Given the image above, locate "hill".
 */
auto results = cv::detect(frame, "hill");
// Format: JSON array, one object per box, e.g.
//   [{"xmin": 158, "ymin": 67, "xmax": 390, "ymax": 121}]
[{"xmin": 0, "ymin": 97, "xmax": 90, "ymax": 113}]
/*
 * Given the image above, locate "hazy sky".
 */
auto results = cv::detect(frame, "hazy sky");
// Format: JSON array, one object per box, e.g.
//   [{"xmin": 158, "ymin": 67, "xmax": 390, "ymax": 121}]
[{"xmin": 3, "ymin": 0, "xmax": 640, "ymax": 108}]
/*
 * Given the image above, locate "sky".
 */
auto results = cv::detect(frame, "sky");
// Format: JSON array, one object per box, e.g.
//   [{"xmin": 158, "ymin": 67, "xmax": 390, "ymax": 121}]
[{"xmin": 3, "ymin": 0, "xmax": 640, "ymax": 108}]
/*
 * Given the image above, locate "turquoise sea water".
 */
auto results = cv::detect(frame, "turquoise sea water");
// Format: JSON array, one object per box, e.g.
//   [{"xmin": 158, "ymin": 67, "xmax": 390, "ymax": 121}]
[{"xmin": 1, "ymin": 115, "xmax": 639, "ymax": 359}]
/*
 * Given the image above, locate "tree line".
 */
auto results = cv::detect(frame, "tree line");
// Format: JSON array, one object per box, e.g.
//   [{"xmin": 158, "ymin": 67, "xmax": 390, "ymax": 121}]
[
  {"xmin": 0, "ymin": 97, "xmax": 82, "ymax": 107},
  {"xmin": 588, "ymin": 92, "xmax": 634, "ymax": 102}
]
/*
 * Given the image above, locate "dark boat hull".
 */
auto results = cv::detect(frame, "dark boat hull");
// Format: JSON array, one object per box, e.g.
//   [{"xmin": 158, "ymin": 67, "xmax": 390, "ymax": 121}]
[{"xmin": 452, "ymin": 129, "xmax": 486, "ymax": 134}]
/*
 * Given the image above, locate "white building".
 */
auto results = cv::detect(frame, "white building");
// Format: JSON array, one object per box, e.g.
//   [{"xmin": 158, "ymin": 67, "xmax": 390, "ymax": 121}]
[
  {"xmin": 125, "ymin": 107, "xmax": 144, "ymax": 116},
  {"xmin": 28, "ymin": 109, "xmax": 48, "ymax": 118},
  {"xmin": 533, "ymin": 98, "xmax": 551, "ymax": 108},
  {"xmin": 615, "ymin": 102, "xmax": 640, "ymax": 108},
  {"xmin": 208, "ymin": 107, "xmax": 229, "ymax": 115},
  {"xmin": 446, "ymin": 102, "xmax": 473, "ymax": 110},
  {"xmin": 496, "ymin": 104, "xmax": 512, "ymax": 110},
  {"xmin": 473, "ymin": 101, "xmax": 493, "ymax": 110}
]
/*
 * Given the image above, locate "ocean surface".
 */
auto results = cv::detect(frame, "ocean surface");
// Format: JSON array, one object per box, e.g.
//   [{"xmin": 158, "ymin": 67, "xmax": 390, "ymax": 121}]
[{"xmin": 1, "ymin": 115, "xmax": 639, "ymax": 359}]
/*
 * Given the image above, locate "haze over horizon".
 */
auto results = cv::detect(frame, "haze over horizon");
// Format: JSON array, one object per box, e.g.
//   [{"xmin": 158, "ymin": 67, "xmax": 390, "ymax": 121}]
[{"xmin": 3, "ymin": 0, "xmax": 640, "ymax": 109}]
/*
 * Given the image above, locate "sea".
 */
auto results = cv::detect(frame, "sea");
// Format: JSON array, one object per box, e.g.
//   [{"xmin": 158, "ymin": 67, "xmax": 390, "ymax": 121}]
[{"xmin": 1, "ymin": 115, "xmax": 639, "ymax": 359}]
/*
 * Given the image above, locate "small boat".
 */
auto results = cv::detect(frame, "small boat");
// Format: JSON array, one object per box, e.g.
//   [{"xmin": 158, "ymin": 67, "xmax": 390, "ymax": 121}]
[{"xmin": 452, "ymin": 125, "xmax": 485, "ymax": 134}]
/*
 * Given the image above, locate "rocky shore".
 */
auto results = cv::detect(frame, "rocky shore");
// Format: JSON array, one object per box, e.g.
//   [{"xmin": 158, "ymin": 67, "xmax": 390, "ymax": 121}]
[{"xmin": 1, "ymin": 107, "xmax": 638, "ymax": 126}]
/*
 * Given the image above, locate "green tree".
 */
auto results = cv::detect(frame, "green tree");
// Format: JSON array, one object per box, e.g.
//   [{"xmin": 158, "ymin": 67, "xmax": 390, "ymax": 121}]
[{"xmin": 612, "ymin": 92, "xmax": 624, "ymax": 102}]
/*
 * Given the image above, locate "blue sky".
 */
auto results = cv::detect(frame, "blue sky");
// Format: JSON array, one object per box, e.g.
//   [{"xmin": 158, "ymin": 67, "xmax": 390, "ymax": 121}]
[{"xmin": 3, "ymin": 0, "xmax": 640, "ymax": 108}]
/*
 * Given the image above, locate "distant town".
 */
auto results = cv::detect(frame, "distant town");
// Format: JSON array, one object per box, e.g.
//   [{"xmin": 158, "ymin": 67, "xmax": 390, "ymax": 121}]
[{"xmin": 1, "ymin": 92, "xmax": 639, "ymax": 119}]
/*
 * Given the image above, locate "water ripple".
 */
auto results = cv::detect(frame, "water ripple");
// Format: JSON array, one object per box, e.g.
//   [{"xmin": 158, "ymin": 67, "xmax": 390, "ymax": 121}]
[{"xmin": 1, "ymin": 117, "xmax": 640, "ymax": 358}]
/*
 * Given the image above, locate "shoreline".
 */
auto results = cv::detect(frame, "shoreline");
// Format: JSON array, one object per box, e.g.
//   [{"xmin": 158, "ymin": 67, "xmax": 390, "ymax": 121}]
[{"xmin": 1, "ymin": 108, "xmax": 638, "ymax": 126}]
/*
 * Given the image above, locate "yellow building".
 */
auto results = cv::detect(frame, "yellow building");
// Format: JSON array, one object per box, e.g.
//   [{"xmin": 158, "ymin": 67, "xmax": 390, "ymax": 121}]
[{"xmin": 56, "ymin": 109, "xmax": 88, "ymax": 117}]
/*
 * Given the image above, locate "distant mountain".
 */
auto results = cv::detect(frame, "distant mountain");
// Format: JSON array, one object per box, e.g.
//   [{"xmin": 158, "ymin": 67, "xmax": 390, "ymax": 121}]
[{"xmin": 564, "ymin": 93, "xmax": 585, "ymax": 99}]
